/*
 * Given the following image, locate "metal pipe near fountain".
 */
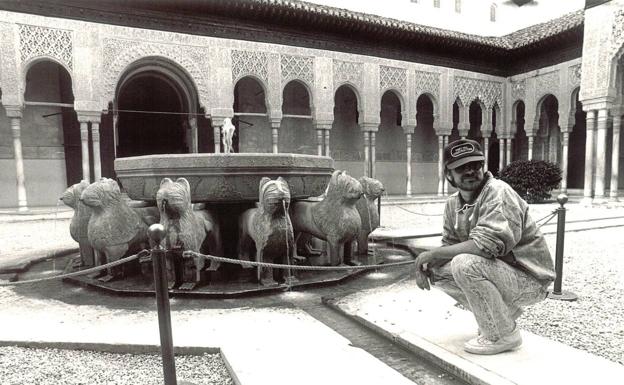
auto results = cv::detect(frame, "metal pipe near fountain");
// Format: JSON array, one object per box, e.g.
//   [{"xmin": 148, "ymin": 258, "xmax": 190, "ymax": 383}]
[
  {"xmin": 547, "ymin": 194, "xmax": 578, "ymax": 301},
  {"xmin": 148, "ymin": 224, "xmax": 179, "ymax": 385}
]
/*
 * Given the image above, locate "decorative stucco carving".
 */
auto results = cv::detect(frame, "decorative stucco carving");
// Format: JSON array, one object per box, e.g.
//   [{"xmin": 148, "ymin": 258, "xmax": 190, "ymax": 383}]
[
  {"xmin": 18, "ymin": 24, "xmax": 73, "ymax": 70},
  {"xmin": 510, "ymin": 79, "xmax": 526, "ymax": 100},
  {"xmin": 611, "ymin": 9, "xmax": 624, "ymax": 58},
  {"xmin": 568, "ymin": 64, "xmax": 582, "ymax": 87},
  {"xmin": 102, "ymin": 38, "xmax": 210, "ymax": 107},
  {"xmin": 231, "ymin": 49, "xmax": 269, "ymax": 85},
  {"xmin": 380, "ymin": 65, "xmax": 407, "ymax": 96},
  {"xmin": 453, "ymin": 76, "xmax": 502, "ymax": 108},
  {"xmin": 414, "ymin": 70, "xmax": 440, "ymax": 100},
  {"xmin": 333, "ymin": 59, "xmax": 363, "ymax": 91},
  {"xmin": 0, "ymin": 22, "xmax": 19, "ymax": 100},
  {"xmin": 280, "ymin": 54, "xmax": 313, "ymax": 87},
  {"xmin": 535, "ymin": 70, "xmax": 560, "ymax": 100}
]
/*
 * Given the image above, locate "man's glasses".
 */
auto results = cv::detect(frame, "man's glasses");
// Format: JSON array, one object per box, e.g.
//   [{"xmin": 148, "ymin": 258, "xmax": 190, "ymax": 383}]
[{"xmin": 454, "ymin": 161, "xmax": 484, "ymax": 173}]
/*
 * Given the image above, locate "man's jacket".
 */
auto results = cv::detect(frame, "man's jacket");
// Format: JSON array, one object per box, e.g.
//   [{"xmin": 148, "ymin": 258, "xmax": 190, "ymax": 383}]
[{"xmin": 442, "ymin": 172, "xmax": 556, "ymax": 282}]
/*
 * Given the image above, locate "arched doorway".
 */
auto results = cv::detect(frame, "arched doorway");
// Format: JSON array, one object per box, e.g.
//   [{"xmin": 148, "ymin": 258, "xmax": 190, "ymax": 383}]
[
  {"xmin": 116, "ymin": 71, "xmax": 188, "ymax": 157},
  {"xmin": 378, "ymin": 90, "xmax": 405, "ymax": 194},
  {"xmin": 280, "ymin": 80, "xmax": 314, "ymax": 154},
  {"xmin": 512, "ymin": 101, "xmax": 527, "ymax": 161},
  {"xmin": 332, "ymin": 84, "xmax": 364, "ymax": 176},
  {"xmin": 233, "ymin": 76, "xmax": 270, "ymax": 153},
  {"xmin": 535, "ymin": 95, "xmax": 560, "ymax": 163},
  {"xmin": 488, "ymin": 106, "xmax": 500, "ymax": 175},
  {"xmin": 413, "ymin": 94, "xmax": 438, "ymax": 193},
  {"xmin": 568, "ymin": 90, "xmax": 586, "ymax": 189}
]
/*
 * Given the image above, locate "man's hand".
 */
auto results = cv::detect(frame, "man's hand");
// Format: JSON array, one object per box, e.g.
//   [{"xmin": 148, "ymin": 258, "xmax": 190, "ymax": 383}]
[
  {"xmin": 414, "ymin": 250, "xmax": 435, "ymax": 290},
  {"xmin": 414, "ymin": 268, "xmax": 430, "ymax": 290}
]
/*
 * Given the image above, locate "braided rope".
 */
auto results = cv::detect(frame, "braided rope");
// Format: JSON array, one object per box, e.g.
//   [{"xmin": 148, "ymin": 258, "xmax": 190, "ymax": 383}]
[
  {"xmin": 183, "ymin": 251, "xmax": 414, "ymax": 271},
  {"xmin": 395, "ymin": 205, "xmax": 443, "ymax": 217},
  {"xmin": 0, "ymin": 250, "xmax": 150, "ymax": 286},
  {"xmin": 535, "ymin": 211, "xmax": 558, "ymax": 229}
]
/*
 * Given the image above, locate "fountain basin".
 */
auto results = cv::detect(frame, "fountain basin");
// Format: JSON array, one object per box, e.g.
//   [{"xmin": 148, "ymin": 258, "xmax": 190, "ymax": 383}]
[{"xmin": 115, "ymin": 153, "xmax": 334, "ymax": 202}]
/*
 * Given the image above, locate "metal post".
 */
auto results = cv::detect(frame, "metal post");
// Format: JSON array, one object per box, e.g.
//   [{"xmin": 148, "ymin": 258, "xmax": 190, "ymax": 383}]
[
  {"xmin": 148, "ymin": 224, "xmax": 178, "ymax": 385},
  {"xmin": 547, "ymin": 194, "xmax": 578, "ymax": 301}
]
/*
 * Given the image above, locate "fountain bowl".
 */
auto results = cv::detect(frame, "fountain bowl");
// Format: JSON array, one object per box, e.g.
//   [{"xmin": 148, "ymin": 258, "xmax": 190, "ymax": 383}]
[{"xmin": 115, "ymin": 153, "xmax": 334, "ymax": 202}]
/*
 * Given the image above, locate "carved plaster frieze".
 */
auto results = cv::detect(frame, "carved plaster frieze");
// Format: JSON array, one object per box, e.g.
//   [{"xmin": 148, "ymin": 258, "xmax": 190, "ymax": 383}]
[
  {"xmin": 568, "ymin": 64, "xmax": 582, "ymax": 88},
  {"xmin": 280, "ymin": 54, "xmax": 313, "ymax": 87},
  {"xmin": 102, "ymin": 38, "xmax": 210, "ymax": 107},
  {"xmin": 380, "ymin": 65, "xmax": 407, "ymax": 96},
  {"xmin": 0, "ymin": 22, "xmax": 19, "ymax": 99},
  {"xmin": 231, "ymin": 49, "xmax": 269, "ymax": 85},
  {"xmin": 333, "ymin": 59, "xmax": 363, "ymax": 91},
  {"xmin": 510, "ymin": 79, "xmax": 526, "ymax": 100},
  {"xmin": 18, "ymin": 24, "xmax": 73, "ymax": 70},
  {"xmin": 535, "ymin": 71, "xmax": 559, "ymax": 100},
  {"xmin": 414, "ymin": 70, "xmax": 440, "ymax": 100},
  {"xmin": 454, "ymin": 76, "xmax": 503, "ymax": 108},
  {"xmin": 611, "ymin": 9, "xmax": 624, "ymax": 58}
]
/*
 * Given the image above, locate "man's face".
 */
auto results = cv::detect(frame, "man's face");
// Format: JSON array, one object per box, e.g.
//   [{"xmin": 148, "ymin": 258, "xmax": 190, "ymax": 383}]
[{"xmin": 448, "ymin": 161, "xmax": 484, "ymax": 191}]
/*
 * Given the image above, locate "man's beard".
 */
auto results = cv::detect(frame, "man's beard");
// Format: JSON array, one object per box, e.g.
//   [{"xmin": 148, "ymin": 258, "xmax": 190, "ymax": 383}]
[{"xmin": 455, "ymin": 174, "xmax": 483, "ymax": 191}]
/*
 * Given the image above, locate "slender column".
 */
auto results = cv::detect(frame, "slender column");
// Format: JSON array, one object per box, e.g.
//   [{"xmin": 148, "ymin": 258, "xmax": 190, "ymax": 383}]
[
  {"xmin": 561, "ymin": 132, "xmax": 569, "ymax": 194},
  {"xmin": 483, "ymin": 137, "xmax": 489, "ymax": 172},
  {"xmin": 443, "ymin": 135, "xmax": 449, "ymax": 195},
  {"xmin": 499, "ymin": 137, "xmax": 504, "ymax": 172},
  {"xmin": 370, "ymin": 131, "xmax": 376, "ymax": 178},
  {"xmin": 583, "ymin": 110, "xmax": 596, "ymax": 201},
  {"xmin": 610, "ymin": 114, "xmax": 622, "ymax": 200},
  {"xmin": 212, "ymin": 119, "xmax": 222, "ymax": 153},
  {"xmin": 324, "ymin": 129, "xmax": 330, "ymax": 157},
  {"xmin": 527, "ymin": 135, "xmax": 534, "ymax": 160},
  {"xmin": 80, "ymin": 120, "xmax": 91, "ymax": 182},
  {"xmin": 316, "ymin": 129, "xmax": 324, "ymax": 156},
  {"xmin": 270, "ymin": 120, "xmax": 280, "ymax": 154},
  {"xmin": 505, "ymin": 138, "xmax": 511, "ymax": 167},
  {"xmin": 189, "ymin": 117, "xmax": 198, "ymax": 153},
  {"xmin": 437, "ymin": 135, "xmax": 444, "ymax": 196},
  {"xmin": 406, "ymin": 132, "xmax": 413, "ymax": 196},
  {"xmin": 363, "ymin": 131, "xmax": 370, "ymax": 177},
  {"xmin": 594, "ymin": 108, "xmax": 609, "ymax": 201},
  {"xmin": 9, "ymin": 112, "xmax": 28, "ymax": 211},
  {"xmin": 92, "ymin": 121, "xmax": 102, "ymax": 181}
]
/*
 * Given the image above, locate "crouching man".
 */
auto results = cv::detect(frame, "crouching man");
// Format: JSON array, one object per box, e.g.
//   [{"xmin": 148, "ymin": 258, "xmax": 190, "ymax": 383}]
[{"xmin": 414, "ymin": 139, "xmax": 555, "ymax": 355}]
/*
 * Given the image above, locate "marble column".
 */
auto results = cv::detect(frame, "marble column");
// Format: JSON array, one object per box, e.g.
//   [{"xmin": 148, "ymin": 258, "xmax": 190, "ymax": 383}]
[
  {"xmin": 79, "ymin": 120, "xmax": 91, "ymax": 182},
  {"xmin": 363, "ymin": 131, "xmax": 370, "ymax": 177},
  {"xmin": 437, "ymin": 135, "xmax": 444, "ymax": 196},
  {"xmin": 370, "ymin": 131, "xmax": 377, "ymax": 179},
  {"xmin": 505, "ymin": 138, "xmax": 511, "ymax": 167},
  {"xmin": 594, "ymin": 108, "xmax": 609, "ymax": 202},
  {"xmin": 499, "ymin": 138, "xmax": 504, "ymax": 172},
  {"xmin": 316, "ymin": 129, "xmax": 324, "ymax": 156},
  {"xmin": 561, "ymin": 132, "xmax": 569, "ymax": 194},
  {"xmin": 583, "ymin": 110, "xmax": 596, "ymax": 201},
  {"xmin": 610, "ymin": 114, "xmax": 622, "ymax": 200},
  {"xmin": 270, "ymin": 119, "xmax": 280, "ymax": 154},
  {"xmin": 8, "ymin": 110, "xmax": 28, "ymax": 211},
  {"xmin": 324, "ymin": 129, "xmax": 330, "ymax": 157},
  {"xmin": 91, "ymin": 120, "xmax": 102, "ymax": 181},
  {"xmin": 483, "ymin": 136, "xmax": 489, "ymax": 172},
  {"xmin": 443, "ymin": 135, "xmax": 449, "ymax": 195},
  {"xmin": 189, "ymin": 117, "xmax": 198, "ymax": 153},
  {"xmin": 527, "ymin": 136, "xmax": 534, "ymax": 160},
  {"xmin": 212, "ymin": 120, "xmax": 222, "ymax": 154},
  {"xmin": 406, "ymin": 132, "xmax": 413, "ymax": 196}
]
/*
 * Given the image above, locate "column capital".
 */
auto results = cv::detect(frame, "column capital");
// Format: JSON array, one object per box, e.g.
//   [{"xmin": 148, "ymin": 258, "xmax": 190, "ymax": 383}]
[
  {"xmin": 4, "ymin": 106, "xmax": 22, "ymax": 119},
  {"xmin": 270, "ymin": 118, "xmax": 281, "ymax": 129},
  {"xmin": 314, "ymin": 120, "xmax": 332, "ymax": 130},
  {"xmin": 75, "ymin": 111, "xmax": 102, "ymax": 123},
  {"xmin": 360, "ymin": 122, "xmax": 378, "ymax": 132},
  {"xmin": 402, "ymin": 125, "xmax": 415, "ymax": 135}
]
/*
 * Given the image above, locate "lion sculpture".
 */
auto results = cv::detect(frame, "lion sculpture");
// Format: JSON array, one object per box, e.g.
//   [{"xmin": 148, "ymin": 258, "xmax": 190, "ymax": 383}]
[
  {"xmin": 81, "ymin": 178, "xmax": 150, "ymax": 281},
  {"xmin": 157, "ymin": 177, "xmax": 223, "ymax": 290},
  {"xmin": 60, "ymin": 180, "xmax": 94, "ymax": 267},
  {"xmin": 290, "ymin": 170, "xmax": 363, "ymax": 266},
  {"xmin": 239, "ymin": 177, "xmax": 295, "ymax": 286},
  {"xmin": 355, "ymin": 176, "xmax": 384, "ymax": 258}
]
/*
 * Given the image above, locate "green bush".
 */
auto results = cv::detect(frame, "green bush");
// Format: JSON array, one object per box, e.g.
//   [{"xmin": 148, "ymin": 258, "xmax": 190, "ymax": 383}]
[{"xmin": 499, "ymin": 160, "xmax": 562, "ymax": 203}]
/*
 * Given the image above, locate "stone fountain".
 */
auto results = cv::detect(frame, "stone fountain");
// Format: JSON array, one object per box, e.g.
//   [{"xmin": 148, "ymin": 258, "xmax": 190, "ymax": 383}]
[{"xmin": 62, "ymin": 152, "xmax": 388, "ymax": 297}]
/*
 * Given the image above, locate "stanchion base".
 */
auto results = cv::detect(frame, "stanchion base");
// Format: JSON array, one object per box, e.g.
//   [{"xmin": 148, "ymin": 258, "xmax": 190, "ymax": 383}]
[{"xmin": 547, "ymin": 290, "xmax": 578, "ymax": 301}]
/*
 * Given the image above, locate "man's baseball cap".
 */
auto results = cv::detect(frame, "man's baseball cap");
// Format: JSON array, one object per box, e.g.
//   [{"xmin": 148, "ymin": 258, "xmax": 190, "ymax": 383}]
[{"xmin": 444, "ymin": 139, "xmax": 485, "ymax": 170}]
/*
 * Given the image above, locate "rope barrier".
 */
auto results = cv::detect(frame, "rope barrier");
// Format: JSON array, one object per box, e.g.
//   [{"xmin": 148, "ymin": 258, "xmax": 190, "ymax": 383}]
[
  {"xmin": 0, "ymin": 250, "xmax": 150, "ymax": 286},
  {"xmin": 395, "ymin": 205, "xmax": 443, "ymax": 217},
  {"xmin": 183, "ymin": 251, "xmax": 414, "ymax": 271},
  {"xmin": 535, "ymin": 211, "xmax": 558, "ymax": 229}
]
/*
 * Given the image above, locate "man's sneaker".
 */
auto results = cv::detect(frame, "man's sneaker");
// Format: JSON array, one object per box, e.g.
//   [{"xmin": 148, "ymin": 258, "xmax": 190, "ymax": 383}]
[{"xmin": 464, "ymin": 326, "xmax": 522, "ymax": 355}]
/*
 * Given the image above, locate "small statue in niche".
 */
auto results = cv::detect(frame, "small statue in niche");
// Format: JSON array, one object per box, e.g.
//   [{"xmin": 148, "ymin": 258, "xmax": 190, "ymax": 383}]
[
  {"xmin": 290, "ymin": 170, "xmax": 363, "ymax": 266},
  {"xmin": 81, "ymin": 178, "xmax": 150, "ymax": 282},
  {"xmin": 157, "ymin": 177, "xmax": 223, "ymax": 290},
  {"xmin": 60, "ymin": 180, "xmax": 95, "ymax": 268},
  {"xmin": 222, "ymin": 117, "xmax": 236, "ymax": 154},
  {"xmin": 238, "ymin": 177, "xmax": 295, "ymax": 286},
  {"xmin": 355, "ymin": 177, "xmax": 384, "ymax": 259}
]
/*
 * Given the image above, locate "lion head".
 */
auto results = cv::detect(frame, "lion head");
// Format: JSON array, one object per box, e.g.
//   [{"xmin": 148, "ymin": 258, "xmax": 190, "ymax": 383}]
[
  {"xmin": 325, "ymin": 170, "xmax": 363, "ymax": 202},
  {"xmin": 258, "ymin": 177, "xmax": 291, "ymax": 214},
  {"xmin": 157, "ymin": 178, "xmax": 192, "ymax": 219},
  {"xmin": 359, "ymin": 177, "xmax": 385, "ymax": 199},
  {"xmin": 60, "ymin": 180, "xmax": 90, "ymax": 209},
  {"xmin": 80, "ymin": 178, "xmax": 121, "ymax": 208}
]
